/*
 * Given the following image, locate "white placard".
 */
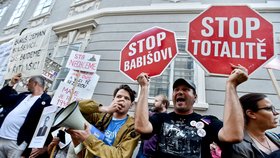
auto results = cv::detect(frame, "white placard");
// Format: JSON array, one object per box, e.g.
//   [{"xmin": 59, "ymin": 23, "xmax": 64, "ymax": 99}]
[
  {"xmin": 66, "ymin": 51, "xmax": 100, "ymax": 73},
  {"xmin": 0, "ymin": 40, "xmax": 14, "ymax": 87},
  {"xmin": 29, "ymin": 105, "xmax": 58, "ymax": 148},
  {"xmin": 64, "ymin": 69, "xmax": 99, "ymax": 90},
  {"xmin": 5, "ymin": 26, "xmax": 51, "ymax": 79},
  {"xmin": 51, "ymin": 80, "xmax": 99, "ymax": 108}
]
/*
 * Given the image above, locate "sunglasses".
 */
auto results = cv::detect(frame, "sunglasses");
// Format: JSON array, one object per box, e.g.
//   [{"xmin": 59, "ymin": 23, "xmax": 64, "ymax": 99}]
[{"xmin": 256, "ymin": 105, "xmax": 278, "ymax": 114}]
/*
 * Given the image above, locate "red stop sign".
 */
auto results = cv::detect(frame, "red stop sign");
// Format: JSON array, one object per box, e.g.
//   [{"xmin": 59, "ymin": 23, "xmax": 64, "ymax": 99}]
[
  {"xmin": 120, "ymin": 27, "xmax": 178, "ymax": 81},
  {"xmin": 186, "ymin": 5, "xmax": 275, "ymax": 76}
]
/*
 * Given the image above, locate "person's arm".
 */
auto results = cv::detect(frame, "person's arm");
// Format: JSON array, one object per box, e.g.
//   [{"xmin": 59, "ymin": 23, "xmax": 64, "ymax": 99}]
[
  {"xmin": 77, "ymin": 100, "xmax": 104, "ymax": 125},
  {"xmin": 0, "ymin": 73, "xmax": 21, "ymax": 106},
  {"xmin": 68, "ymin": 121, "xmax": 140, "ymax": 158},
  {"xmin": 134, "ymin": 73, "xmax": 153, "ymax": 134},
  {"xmin": 218, "ymin": 64, "xmax": 248, "ymax": 143},
  {"xmin": 78, "ymin": 99, "xmax": 124, "ymax": 125},
  {"xmin": 29, "ymin": 147, "xmax": 48, "ymax": 158}
]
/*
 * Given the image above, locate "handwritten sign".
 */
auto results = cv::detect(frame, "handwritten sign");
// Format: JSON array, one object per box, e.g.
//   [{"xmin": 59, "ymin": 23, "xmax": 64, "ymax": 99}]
[
  {"xmin": 5, "ymin": 26, "xmax": 51, "ymax": 79},
  {"xmin": 0, "ymin": 40, "xmax": 14, "ymax": 87},
  {"xmin": 66, "ymin": 51, "xmax": 100, "ymax": 73},
  {"xmin": 64, "ymin": 69, "xmax": 99, "ymax": 90},
  {"xmin": 51, "ymin": 79, "xmax": 99, "ymax": 108}
]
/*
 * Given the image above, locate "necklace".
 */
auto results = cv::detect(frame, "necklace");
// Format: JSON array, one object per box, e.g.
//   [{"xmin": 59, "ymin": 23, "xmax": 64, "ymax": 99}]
[{"xmin": 249, "ymin": 133, "xmax": 272, "ymax": 153}]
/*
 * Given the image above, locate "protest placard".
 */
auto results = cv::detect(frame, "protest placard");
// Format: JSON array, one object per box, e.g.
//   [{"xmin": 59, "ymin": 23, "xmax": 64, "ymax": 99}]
[
  {"xmin": 64, "ymin": 69, "xmax": 99, "ymax": 90},
  {"xmin": 42, "ymin": 58, "xmax": 62, "ymax": 81},
  {"xmin": 51, "ymin": 80, "xmax": 99, "ymax": 108},
  {"xmin": 0, "ymin": 40, "xmax": 14, "ymax": 87},
  {"xmin": 29, "ymin": 105, "xmax": 58, "ymax": 148},
  {"xmin": 66, "ymin": 51, "xmax": 100, "ymax": 73},
  {"xmin": 5, "ymin": 26, "xmax": 52, "ymax": 79}
]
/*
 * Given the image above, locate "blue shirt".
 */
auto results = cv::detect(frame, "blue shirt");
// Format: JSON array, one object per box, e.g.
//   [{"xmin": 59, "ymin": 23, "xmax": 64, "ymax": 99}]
[{"xmin": 103, "ymin": 116, "xmax": 128, "ymax": 146}]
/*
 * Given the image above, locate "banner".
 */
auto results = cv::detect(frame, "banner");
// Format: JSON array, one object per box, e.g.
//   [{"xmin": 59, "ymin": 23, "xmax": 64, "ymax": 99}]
[{"xmin": 5, "ymin": 26, "xmax": 51, "ymax": 79}]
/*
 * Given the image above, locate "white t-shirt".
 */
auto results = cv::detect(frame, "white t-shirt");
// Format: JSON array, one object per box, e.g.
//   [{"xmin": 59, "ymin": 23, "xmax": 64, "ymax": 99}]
[{"xmin": 0, "ymin": 94, "xmax": 41, "ymax": 140}]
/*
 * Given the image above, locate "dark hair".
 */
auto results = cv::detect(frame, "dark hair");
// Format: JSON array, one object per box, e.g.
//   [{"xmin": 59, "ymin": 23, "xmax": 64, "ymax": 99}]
[
  {"xmin": 29, "ymin": 76, "xmax": 45, "ymax": 88},
  {"xmin": 113, "ymin": 85, "xmax": 136, "ymax": 102},
  {"xmin": 239, "ymin": 93, "xmax": 267, "ymax": 123}
]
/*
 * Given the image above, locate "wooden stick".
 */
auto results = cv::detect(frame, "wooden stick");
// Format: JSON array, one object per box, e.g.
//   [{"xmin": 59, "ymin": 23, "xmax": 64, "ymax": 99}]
[
  {"xmin": 49, "ymin": 145, "xmax": 57, "ymax": 158},
  {"xmin": 67, "ymin": 70, "xmax": 81, "ymax": 105},
  {"xmin": 267, "ymin": 68, "xmax": 280, "ymax": 99}
]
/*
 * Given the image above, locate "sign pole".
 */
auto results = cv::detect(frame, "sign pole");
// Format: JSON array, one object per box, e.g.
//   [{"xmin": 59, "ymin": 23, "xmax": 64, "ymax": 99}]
[
  {"xmin": 68, "ymin": 70, "xmax": 81, "ymax": 105},
  {"xmin": 266, "ymin": 68, "xmax": 280, "ymax": 99}
]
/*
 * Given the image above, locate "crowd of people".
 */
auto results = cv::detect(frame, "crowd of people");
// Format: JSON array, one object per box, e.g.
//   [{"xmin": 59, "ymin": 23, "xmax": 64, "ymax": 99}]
[{"xmin": 0, "ymin": 64, "xmax": 279, "ymax": 158}]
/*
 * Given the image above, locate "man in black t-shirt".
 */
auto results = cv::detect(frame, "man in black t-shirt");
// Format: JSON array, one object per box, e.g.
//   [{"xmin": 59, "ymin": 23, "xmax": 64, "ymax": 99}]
[{"xmin": 135, "ymin": 64, "xmax": 248, "ymax": 158}]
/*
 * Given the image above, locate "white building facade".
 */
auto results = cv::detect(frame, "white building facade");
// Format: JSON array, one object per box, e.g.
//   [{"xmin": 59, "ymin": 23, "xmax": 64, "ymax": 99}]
[{"xmin": 0, "ymin": 0, "xmax": 279, "ymax": 131}]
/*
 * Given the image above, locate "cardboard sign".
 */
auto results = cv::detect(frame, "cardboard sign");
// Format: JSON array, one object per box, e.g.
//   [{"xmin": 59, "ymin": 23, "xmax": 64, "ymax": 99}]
[
  {"xmin": 51, "ymin": 79, "xmax": 99, "ymax": 108},
  {"xmin": 64, "ymin": 69, "xmax": 99, "ymax": 90},
  {"xmin": 0, "ymin": 40, "xmax": 14, "ymax": 87},
  {"xmin": 5, "ymin": 26, "xmax": 52, "ymax": 79}
]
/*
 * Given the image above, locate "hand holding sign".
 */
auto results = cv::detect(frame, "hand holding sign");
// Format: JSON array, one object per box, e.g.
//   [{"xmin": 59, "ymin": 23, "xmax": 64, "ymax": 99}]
[{"xmin": 10, "ymin": 73, "xmax": 22, "ymax": 86}]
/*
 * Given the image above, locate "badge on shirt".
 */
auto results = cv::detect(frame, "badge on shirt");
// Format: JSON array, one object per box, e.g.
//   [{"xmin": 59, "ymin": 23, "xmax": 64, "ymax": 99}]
[
  {"xmin": 197, "ymin": 128, "xmax": 206, "ymax": 137},
  {"xmin": 195, "ymin": 121, "xmax": 204, "ymax": 129},
  {"xmin": 190, "ymin": 120, "xmax": 207, "ymax": 137},
  {"xmin": 190, "ymin": 120, "xmax": 196, "ymax": 127}
]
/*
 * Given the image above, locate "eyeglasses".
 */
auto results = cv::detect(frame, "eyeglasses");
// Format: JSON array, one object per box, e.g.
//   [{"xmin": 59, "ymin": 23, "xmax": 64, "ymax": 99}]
[{"xmin": 256, "ymin": 105, "xmax": 278, "ymax": 114}]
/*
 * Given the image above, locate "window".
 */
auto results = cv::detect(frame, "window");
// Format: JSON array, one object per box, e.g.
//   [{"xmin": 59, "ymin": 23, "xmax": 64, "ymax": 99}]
[
  {"xmin": 73, "ymin": 0, "xmax": 93, "ymax": 5},
  {"xmin": 7, "ymin": 0, "xmax": 30, "ymax": 26},
  {"xmin": 69, "ymin": 0, "xmax": 100, "ymax": 16},
  {"xmin": 0, "ymin": 6, "xmax": 7, "ymax": 21},
  {"xmin": 148, "ymin": 39, "xmax": 208, "ymax": 110},
  {"xmin": 51, "ymin": 29, "xmax": 92, "ymax": 90},
  {"xmin": 33, "ymin": 0, "xmax": 54, "ymax": 17}
]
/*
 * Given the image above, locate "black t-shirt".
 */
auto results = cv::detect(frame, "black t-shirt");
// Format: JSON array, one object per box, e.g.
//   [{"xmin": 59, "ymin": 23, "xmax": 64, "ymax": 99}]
[{"xmin": 149, "ymin": 112, "xmax": 223, "ymax": 158}]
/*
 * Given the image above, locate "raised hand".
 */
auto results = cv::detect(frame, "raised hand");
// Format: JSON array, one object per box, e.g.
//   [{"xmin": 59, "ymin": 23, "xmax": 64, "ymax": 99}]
[
  {"xmin": 137, "ymin": 72, "xmax": 150, "ymax": 87},
  {"xmin": 10, "ymin": 73, "xmax": 22, "ymax": 86},
  {"xmin": 228, "ymin": 64, "xmax": 248, "ymax": 87}
]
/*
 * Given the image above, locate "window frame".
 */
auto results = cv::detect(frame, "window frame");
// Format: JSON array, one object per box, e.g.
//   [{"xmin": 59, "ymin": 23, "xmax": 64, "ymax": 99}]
[
  {"xmin": 0, "ymin": 6, "xmax": 8, "ymax": 22},
  {"xmin": 71, "ymin": 0, "xmax": 95, "ymax": 7},
  {"xmin": 32, "ymin": 0, "xmax": 55, "ymax": 18},
  {"xmin": 6, "ymin": 0, "xmax": 30, "ymax": 27},
  {"xmin": 50, "ymin": 28, "xmax": 92, "ymax": 91}
]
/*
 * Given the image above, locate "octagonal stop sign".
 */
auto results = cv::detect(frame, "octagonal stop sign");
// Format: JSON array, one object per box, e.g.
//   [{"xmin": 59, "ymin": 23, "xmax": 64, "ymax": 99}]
[
  {"xmin": 120, "ymin": 27, "xmax": 178, "ymax": 81},
  {"xmin": 186, "ymin": 6, "xmax": 275, "ymax": 76}
]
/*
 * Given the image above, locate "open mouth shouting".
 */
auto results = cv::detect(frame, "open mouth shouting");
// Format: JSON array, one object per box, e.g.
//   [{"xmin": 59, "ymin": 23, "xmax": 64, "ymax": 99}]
[{"xmin": 176, "ymin": 97, "xmax": 186, "ymax": 105}]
